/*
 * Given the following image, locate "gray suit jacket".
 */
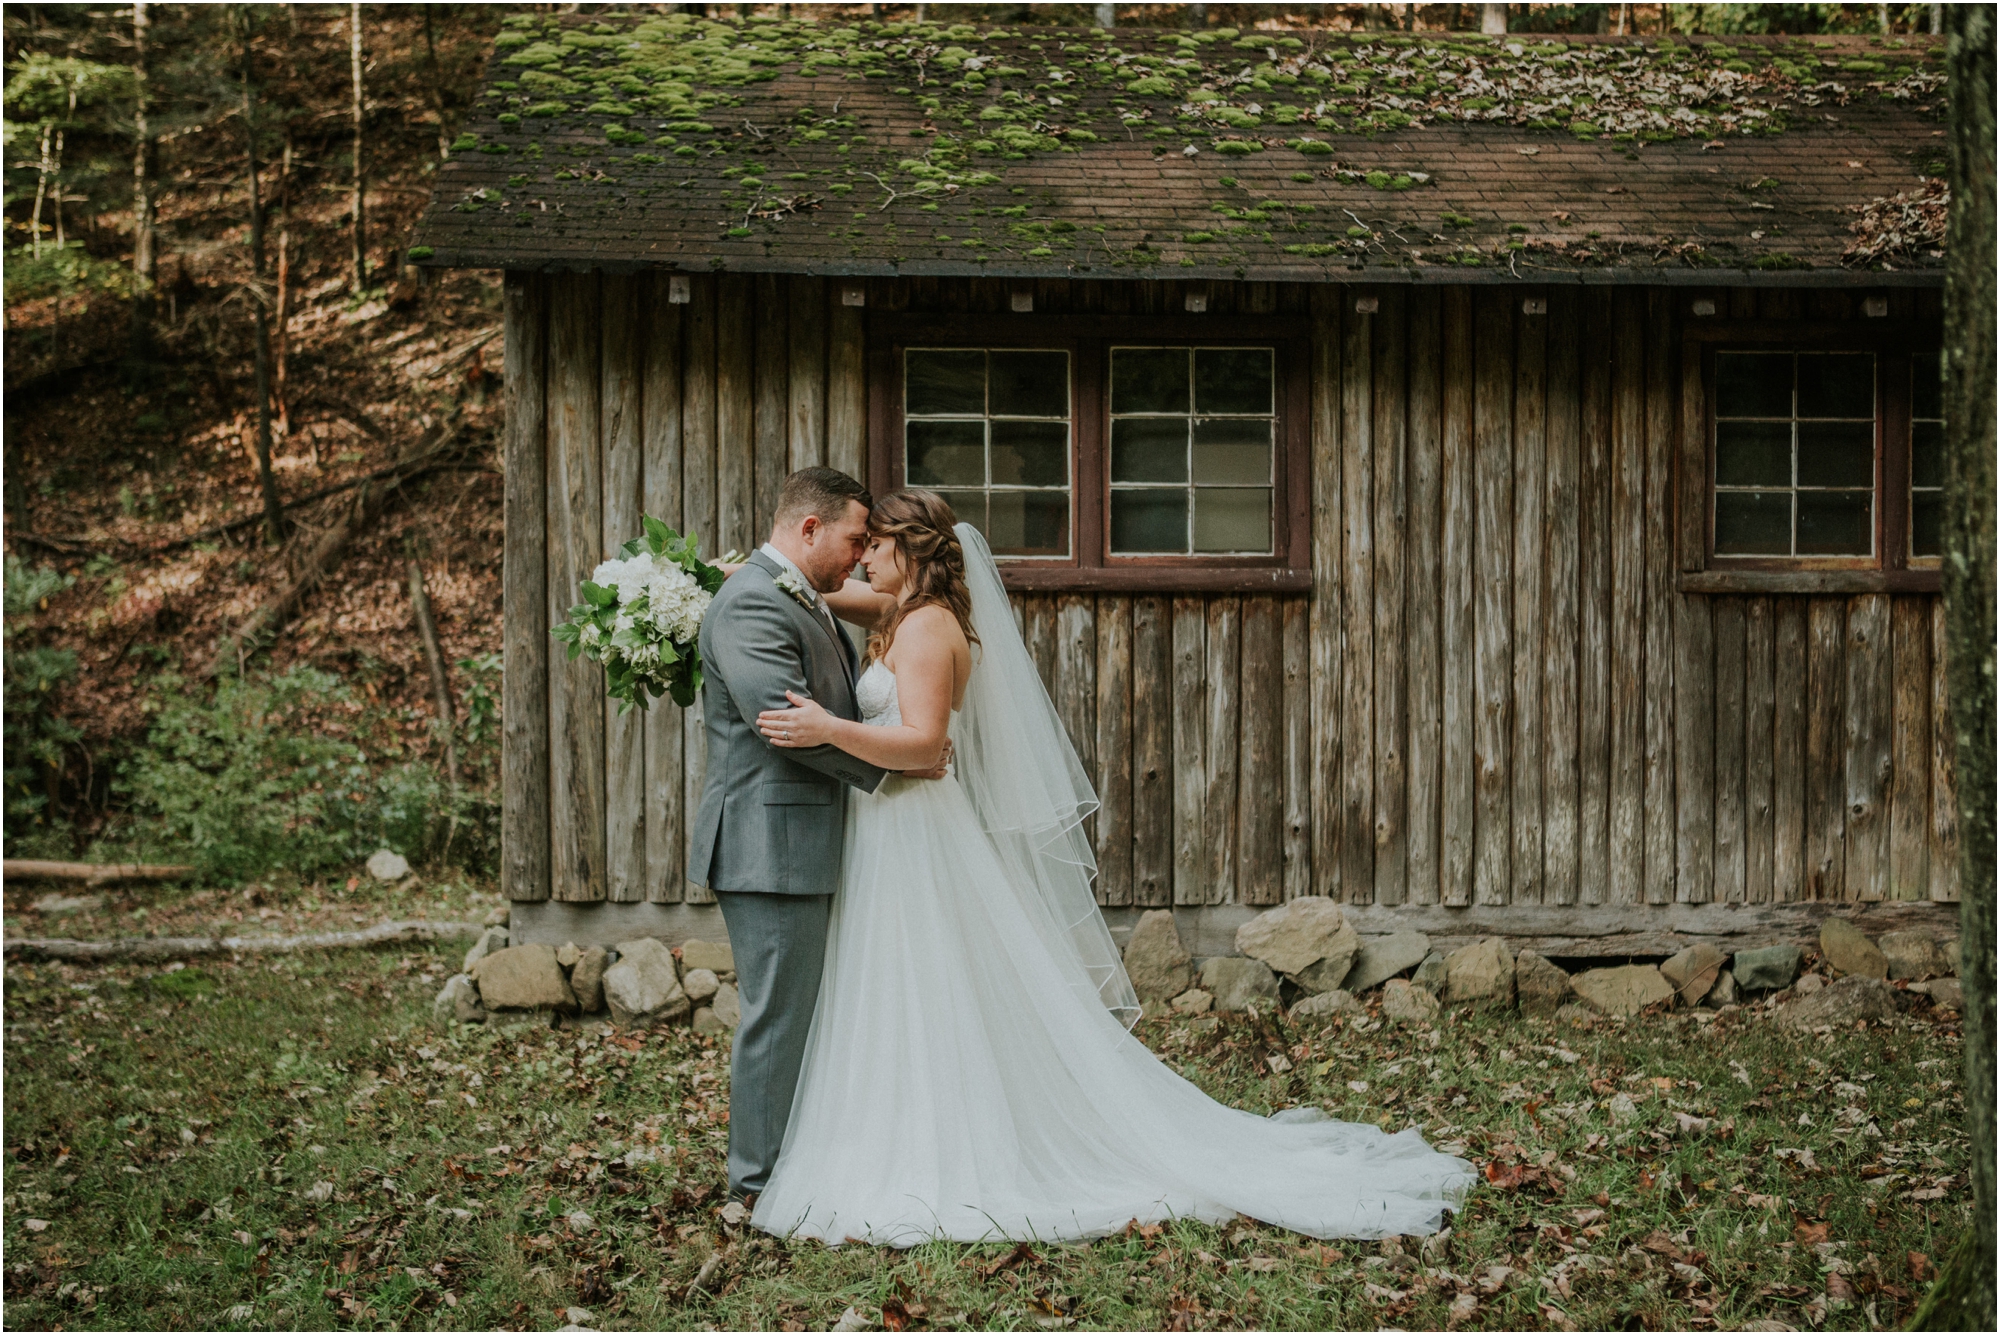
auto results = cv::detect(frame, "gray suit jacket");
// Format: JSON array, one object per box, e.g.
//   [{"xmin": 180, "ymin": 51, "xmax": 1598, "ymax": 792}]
[{"xmin": 686, "ymin": 552, "xmax": 886, "ymax": 895}]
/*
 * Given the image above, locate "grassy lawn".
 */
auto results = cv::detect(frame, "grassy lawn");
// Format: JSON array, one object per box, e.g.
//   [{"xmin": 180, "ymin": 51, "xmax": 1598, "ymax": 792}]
[{"xmin": 2, "ymin": 943, "xmax": 1970, "ymax": 1332}]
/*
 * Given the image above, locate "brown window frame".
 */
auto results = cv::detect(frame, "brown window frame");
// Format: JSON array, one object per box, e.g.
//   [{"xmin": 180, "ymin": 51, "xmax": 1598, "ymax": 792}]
[
  {"xmin": 868, "ymin": 312, "xmax": 1312, "ymax": 593},
  {"xmin": 1678, "ymin": 320, "xmax": 1941, "ymax": 595}
]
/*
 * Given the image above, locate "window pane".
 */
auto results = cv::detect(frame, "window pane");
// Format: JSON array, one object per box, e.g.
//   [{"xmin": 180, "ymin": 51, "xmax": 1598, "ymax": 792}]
[
  {"xmin": 939, "ymin": 490, "xmax": 988, "ymax": 538},
  {"xmin": 1193, "ymin": 488, "xmax": 1273, "ymax": 553},
  {"xmin": 989, "ymin": 491, "xmax": 1070, "ymax": 556},
  {"xmin": 905, "ymin": 350, "xmax": 986, "ymax": 416},
  {"xmin": 1912, "ymin": 419, "xmax": 1945, "ymax": 489},
  {"xmin": 1795, "ymin": 353, "xmax": 1874, "ymax": 419},
  {"xmin": 1912, "ymin": 492, "xmax": 1942, "ymax": 558},
  {"xmin": 1715, "ymin": 420, "xmax": 1792, "ymax": 487},
  {"xmin": 1195, "ymin": 347, "xmax": 1274, "ymax": 415},
  {"xmin": 1715, "ymin": 352, "xmax": 1792, "ymax": 419},
  {"xmin": 1110, "ymin": 488, "xmax": 1188, "ymax": 553},
  {"xmin": 1796, "ymin": 420, "xmax": 1874, "ymax": 488},
  {"xmin": 1111, "ymin": 417, "xmax": 1189, "ymax": 483},
  {"xmin": 1191, "ymin": 418, "xmax": 1272, "ymax": 485},
  {"xmin": 1111, "ymin": 348, "xmax": 1190, "ymax": 415},
  {"xmin": 1715, "ymin": 491, "xmax": 1791, "ymax": 555},
  {"xmin": 990, "ymin": 420, "xmax": 1069, "ymax": 487},
  {"xmin": 906, "ymin": 419, "xmax": 985, "ymax": 486},
  {"xmin": 1912, "ymin": 352, "xmax": 1943, "ymax": 421},
  {"xmin": 989, "ymin": 350, "xmax": 1069, "ymax": 418},
  {"xmin": 1797, "ymin": 490, "xmax": 1872, "ymax": 556}
]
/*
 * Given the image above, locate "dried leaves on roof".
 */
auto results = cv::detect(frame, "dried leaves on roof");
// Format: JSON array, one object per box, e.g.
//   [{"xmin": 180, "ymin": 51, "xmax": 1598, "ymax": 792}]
[{"xmin": 1843, "ymin": 176, "xmax": 1949, "ymax": 268}]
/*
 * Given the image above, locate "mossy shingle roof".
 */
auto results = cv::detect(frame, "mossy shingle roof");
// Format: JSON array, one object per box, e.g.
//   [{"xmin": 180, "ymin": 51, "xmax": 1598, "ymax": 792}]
[{"xmin": 410, "ymin": 12, "xmax": 1949, "ymax": 284}]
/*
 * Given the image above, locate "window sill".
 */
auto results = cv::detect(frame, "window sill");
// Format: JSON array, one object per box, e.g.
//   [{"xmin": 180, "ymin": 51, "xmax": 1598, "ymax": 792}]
[
  {"xmin": 1679, "ymin": 569, "xmax": 1941, "ymax": 595},
  {"xmin": 999, "ymin": 565, "xmax": 1312, "ymax": 594}
]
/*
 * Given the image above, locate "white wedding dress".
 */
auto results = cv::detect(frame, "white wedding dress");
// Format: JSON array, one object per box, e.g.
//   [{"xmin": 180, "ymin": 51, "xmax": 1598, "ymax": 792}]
[{"xmin": 750, "ymin": 530, "xmax": 1476, "ymax": 1248}]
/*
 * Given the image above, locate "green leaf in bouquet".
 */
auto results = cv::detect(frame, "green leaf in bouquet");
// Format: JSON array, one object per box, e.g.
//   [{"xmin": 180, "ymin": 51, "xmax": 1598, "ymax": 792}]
[
  {"xmin": 551, "ymin": 622, "xmax": 578, "ymax": 643},
  {"xmin": 642, "ymin": 514, "xmax": 673, "ymax": 553},
  {"xmin": 619, "ymin": 538, "xmax": 646, "ymax": 559},
  {"xmin": 610, "ymin": 627, "xmax": 647, "ymax": 650},
  {"xmin": 581, "ymin": 581, "xmax": 618, "ymax": 609},
  {"xmin": 657, "ymin": 640, "xmax": 680, "ymax": 665}
]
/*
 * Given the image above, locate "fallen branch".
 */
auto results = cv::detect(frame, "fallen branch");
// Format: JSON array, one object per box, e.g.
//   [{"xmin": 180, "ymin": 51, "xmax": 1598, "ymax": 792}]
[
  {"xmin": 3, "ymin": 859, "xmax": 195, "ymax": 885},
  {"xmin": 3, "ymin": 918, "xmax": 485, "ymax": 963}
]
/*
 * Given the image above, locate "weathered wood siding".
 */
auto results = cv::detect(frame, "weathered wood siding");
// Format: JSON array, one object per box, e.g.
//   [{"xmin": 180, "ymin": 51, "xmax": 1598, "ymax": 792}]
[{"xmin": 503, "ymin": 274, "xmax": 1956, "ymax": 909}]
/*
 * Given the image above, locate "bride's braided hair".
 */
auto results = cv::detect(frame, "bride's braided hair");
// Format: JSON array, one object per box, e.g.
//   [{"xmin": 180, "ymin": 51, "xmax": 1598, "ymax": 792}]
[{"xmin": 865, "ymin": 488, "xmax": 981, "ymax": 662}]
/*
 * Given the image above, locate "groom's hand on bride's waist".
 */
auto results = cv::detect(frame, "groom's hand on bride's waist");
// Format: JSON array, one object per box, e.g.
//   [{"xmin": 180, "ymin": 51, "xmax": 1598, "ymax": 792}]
[{"xmin": 900, "ymin": 738, "xmax": 953, "ymax": 781}]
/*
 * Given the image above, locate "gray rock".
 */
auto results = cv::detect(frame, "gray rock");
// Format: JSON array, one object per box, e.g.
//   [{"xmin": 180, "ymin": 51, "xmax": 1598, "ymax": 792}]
[
  {"xmin": 692, "ymin": 1006, "xmax": 725, "ymax": 1034},
  {"xmin": 570, "ymin": 947, "xmax": 609, "ymax": 1014},
  {"xmin": 710, "ymin": 982, "xmax": 740, "ymax": 1028},
  {"xmin": 1878, "ymin": 930, "xmax": 1950, "ymax": 981},
  {"xmin": 679, "ymin": 939, "xmax": 734, "ymax": 976},
  {"xmin": 1941, "ymin": 934, "xmax": 1961, "ymax": 975},
  {"xmin": 1381, "ymin": 978, "xmax": 1441, "ymax": 1027},
  {"xmin": 1413, "ymin": 951, "xmax": 1448, "ymax": 995},
  {"xmin": 470, "ymin": 944, "xmax": 577, "ymax": 1011},
  {"xmin": 1123, "ymin": 910, "xmax": 1194, "ymax": 1002},
  {"xmin": 1732, "ymin": 944, "xmax": 1803, "ymax": 992},
  {"xmin": 1198, "ymin": 956, "xmax": 1281, "ymax": 1013},
  {"xmin": 1171, "ymin": 988, "xmax": 1214, "ymax": 1015},
  {"xmin": 1292, "ymin": 988, "xmax": 1364, "ymax": 1019},
  {"xmin": 1660, "ymin": 943, "xmax": 1729, "ymax": 1006},
  {"xmin": 1514, "ymin": 950, "xmax": 1574, "ymax": 1016},
  {"xmin": 1444, "ymin": 938, "xmax": 1516, "ymax": 1007},
  {"xmin": 365, "ymin": 849, "xmax": 411, "ymax": 882},
  {"xmin": 1911, "ymin": 977, "xmax": 1963, "ymax": 1011},
  {"xmin": 1552, "ymin": 1002, "xmax": 1601, "ymax": 1027},
  {"xmin": 1704, "ymin": 968, "xmax": 1737, "ymax": 1008},
  {"xmin": 482, "ymin": 903, "xmax": 511, "ymax": 928},
  {"xmin": 1607, "ymin": 1092, "xmax": 1640, "ymax": 1124},
  {"xmin": 433, "ymin": 974, "xmax": 484, "ymax": 1026},
  {"xmin": 1291, "ymin": 953, "xmax": 1357, "ymax": 995},
  {"xmin": 603, "ymin": 938, "xmax": 689, "ymax": 1027},
  {"xmin": 1819, "ymin": 917, "xmax": 1888, "ymax": 980},
  {"xmin": 682, "ymin": 968, "xmax": 720, "ymax": 1004},
  {"xmin": 556, "ymin": 941, "xmax": 583, "ymax": 968},
  {"xmin": 1794, "ymin": 973, "xmax": 1825, "ymax": 997},
  {"xmin": 463, "ymin": 925, "xmax": 509, "ymax": 976},
  {"xmin": 1571, "ymin": 964, "xmax": 1675, "ymax": 1017},
  {"xmin": 1778, "ymin": 975, "xmax": 1903, "ymax": 1030},
  {"xmin": 1235, "ymin": 896, "xmax": 1359, "ymax": 980},
  {"xmin": 1343, "ymin": 932, "xmax": 1433, "ymax": 994}
]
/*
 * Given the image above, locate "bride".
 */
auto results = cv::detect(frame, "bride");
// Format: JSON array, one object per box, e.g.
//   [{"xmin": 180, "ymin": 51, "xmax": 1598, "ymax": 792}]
[{"xmin": 742, "ymin": 487, "xmax": 1476, "ymax": 1247}]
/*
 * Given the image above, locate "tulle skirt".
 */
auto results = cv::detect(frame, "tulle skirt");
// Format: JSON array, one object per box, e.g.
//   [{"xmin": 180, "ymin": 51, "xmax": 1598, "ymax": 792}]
[{"xmin": 749, "ymin": 772, "xmax": 1478, "ymax": 1248}]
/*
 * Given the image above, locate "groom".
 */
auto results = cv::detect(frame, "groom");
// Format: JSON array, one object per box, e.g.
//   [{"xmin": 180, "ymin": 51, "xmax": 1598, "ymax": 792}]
[{"xmin": 688, "ymin": 466, "xmax": 943, "ymax": 1208}]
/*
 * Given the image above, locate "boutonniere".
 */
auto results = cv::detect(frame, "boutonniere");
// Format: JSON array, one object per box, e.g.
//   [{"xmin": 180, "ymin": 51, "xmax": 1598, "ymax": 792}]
[{"xmin": 770, "ymin": 565, "xmax": 819, "ymax": 612}]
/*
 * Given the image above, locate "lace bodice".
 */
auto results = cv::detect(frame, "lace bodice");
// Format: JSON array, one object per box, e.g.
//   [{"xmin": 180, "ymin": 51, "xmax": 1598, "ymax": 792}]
[{"xmin": 856, "ymin": 660, "xmax": 900, "ymax": 727}]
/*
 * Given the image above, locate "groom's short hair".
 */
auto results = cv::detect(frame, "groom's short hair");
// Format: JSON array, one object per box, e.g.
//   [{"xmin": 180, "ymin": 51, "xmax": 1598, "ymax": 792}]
[{"xmin": 775, "ymin": 467, "xmax": 873, "ymax": 530}]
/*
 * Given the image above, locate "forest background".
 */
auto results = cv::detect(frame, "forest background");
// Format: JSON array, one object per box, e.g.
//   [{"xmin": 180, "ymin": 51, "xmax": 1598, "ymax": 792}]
[{"xmin": 0, "ymin": 0, "xmax": 1962, "ymax": 895}]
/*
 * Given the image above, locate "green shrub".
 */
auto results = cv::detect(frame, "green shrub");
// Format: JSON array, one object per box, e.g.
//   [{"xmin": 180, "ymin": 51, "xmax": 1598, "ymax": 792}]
[
  {"xmin": 112, "ymin": 667, "xmax": 484, "ymax": 885},
  {"xmin": 3, "ymin": 557, "xmax": 83, "ymax": 843}
]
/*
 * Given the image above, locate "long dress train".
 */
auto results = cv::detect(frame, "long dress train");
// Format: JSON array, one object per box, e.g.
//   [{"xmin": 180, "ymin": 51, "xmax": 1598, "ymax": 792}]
[{"xmin": 749, "ymin": 662, "xmax": 1477, "ymax": 1248}]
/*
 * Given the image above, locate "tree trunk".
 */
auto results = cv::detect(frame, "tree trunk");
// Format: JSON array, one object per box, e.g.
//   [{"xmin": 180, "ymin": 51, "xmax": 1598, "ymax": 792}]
[
  {"xmin": 33, "ymin": 122, "xmax": 51, "ymax": 259},
  {"xmin": 1912, "ymin": 4, "xmax": 1997, "ymax": 1330},
  {"xmin": 1481, "ymin": 4, "xmax": 1507, "ymax": 36},
  {"xmin": 242, "ymin": 10, "xmax": 285, "ymax": 547},
  {"xmin": 423, "ymin": 4, "xmax": 451, "ymax": 162},
  {"xmin": 350, "ymin": 1, "xmax": 367, "ymax": 294},
  {"xmin": 130, "ymin": 0, "xmax": 155, "ymax": 352},
  {"xmin": 275, "ymin": 130, "xmax": 293, "ymax": 447},
  {"xmin": 408, "ymin": 560, "xmax": 460, "ymax": 787}
]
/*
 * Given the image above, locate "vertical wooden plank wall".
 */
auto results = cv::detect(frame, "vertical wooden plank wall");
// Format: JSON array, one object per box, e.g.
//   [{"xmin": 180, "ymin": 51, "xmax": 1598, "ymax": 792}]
[{"xmin": 500, "ymin": 275, "xmax": 1956, "ymax": 912}]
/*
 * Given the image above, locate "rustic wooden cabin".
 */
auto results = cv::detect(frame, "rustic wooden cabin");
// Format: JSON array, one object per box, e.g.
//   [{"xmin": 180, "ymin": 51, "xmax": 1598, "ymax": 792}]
[{"xmin": 413, "ymin": 11, "xmax": 1960, "ymax": 960}]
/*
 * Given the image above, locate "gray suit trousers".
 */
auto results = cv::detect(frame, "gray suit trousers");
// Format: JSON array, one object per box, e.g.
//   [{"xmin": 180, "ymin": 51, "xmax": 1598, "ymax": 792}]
[{"xmin": 715, "ymin": 889, "xmax": 831, "ymax": 1196}]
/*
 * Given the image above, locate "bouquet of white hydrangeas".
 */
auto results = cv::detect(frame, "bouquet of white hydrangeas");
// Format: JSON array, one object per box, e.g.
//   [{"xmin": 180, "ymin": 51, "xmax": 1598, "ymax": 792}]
[{"xmin": 551, "ymin": 515, "xmax": 731, "ymax": 711}]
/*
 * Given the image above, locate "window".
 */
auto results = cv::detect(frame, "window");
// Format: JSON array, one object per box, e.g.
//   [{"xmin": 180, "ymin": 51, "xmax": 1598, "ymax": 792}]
[
  {"xmin": 1712, "ymin": 351, "xmax": 1877, "ymax": 558},
  {"xmin": 876, "ymin": 319, "xmax": 1310, "ymax": 591},
  {"xmin": 1694, "ymin": 336, "xmax": 1941, "ymax": 590},
  {"xmin": 1109, "ymin": 347, "xmax": 1277, "ymax": 556},
  {"xmin": 1911, "ymin": 351, "xmax": 1943, "ymax": 560},
  {"xmin": 903, "ymin": 348, "xmax": 1071, "ymax": 557}
]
